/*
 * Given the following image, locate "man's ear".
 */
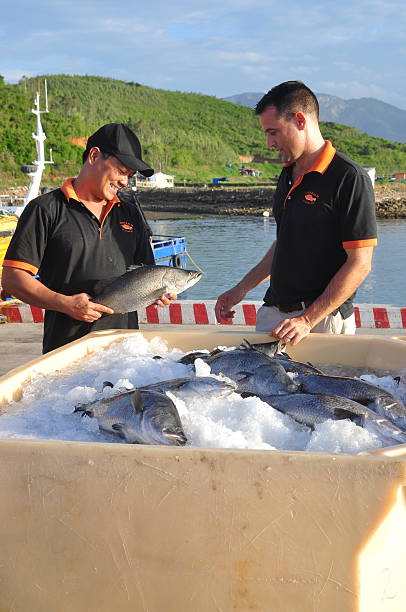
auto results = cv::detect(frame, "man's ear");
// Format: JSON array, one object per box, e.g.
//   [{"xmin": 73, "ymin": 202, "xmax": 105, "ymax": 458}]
[
  {"xmin": 295, "ymin": 112, "xmax": 306, "ymax": 130},
  {"xmin": 87, "ymin": 146, "xmax": 102, "ymax": 165}
]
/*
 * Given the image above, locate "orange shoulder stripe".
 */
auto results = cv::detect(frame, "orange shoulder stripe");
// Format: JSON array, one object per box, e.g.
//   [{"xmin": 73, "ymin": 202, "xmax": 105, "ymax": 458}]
[
  {"xmin": 2, "ymin": 260, "xmax": 39, "ymax": 275},
  {"xmin": 342, "ymin": 238, "xmax": 378, "ymax": 249}
]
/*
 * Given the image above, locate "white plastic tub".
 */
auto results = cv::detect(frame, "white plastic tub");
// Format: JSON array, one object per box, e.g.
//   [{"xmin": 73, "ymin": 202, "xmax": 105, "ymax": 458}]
[{"xmin": 0, "ymin": 329, "xmax": 405, "ymax": 612}]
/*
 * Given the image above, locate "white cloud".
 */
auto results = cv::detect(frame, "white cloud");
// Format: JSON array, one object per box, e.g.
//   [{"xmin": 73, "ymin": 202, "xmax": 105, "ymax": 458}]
[{"xmin": 0, "ymin": 0, "xmax": 405, "ymax": 109}]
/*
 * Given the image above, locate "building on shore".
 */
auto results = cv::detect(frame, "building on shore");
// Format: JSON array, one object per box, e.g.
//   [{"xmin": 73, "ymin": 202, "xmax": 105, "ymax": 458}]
[
  {"xmin": 363, "ymin": 167, "xmax": 376, "ymax": 186},
  {"xmin": 136, "ymin": 172, "xmax": 175, "ymax": 189},
  {"xmin": 238, "ymin": 166, "xmax": 261, "ymax": 177}
]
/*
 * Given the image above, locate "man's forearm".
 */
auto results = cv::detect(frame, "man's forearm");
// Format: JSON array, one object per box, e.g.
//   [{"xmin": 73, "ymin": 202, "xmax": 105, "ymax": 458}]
[
  {"xmin": 1, "ymin": 268, "xmax": 68, "ymax": 312},
  {"xmin": 302, "ymin": 247, "xmax": 373, "ymax": 328}
]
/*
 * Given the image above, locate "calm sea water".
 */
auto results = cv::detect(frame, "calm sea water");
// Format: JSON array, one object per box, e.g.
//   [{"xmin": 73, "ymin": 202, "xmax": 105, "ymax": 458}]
[{"xmin": 150, "ymin": 216, "xmax": 406, "ymax": 306}]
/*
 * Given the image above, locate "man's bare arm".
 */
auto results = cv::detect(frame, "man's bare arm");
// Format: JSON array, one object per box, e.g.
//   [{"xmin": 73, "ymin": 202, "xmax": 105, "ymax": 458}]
[
  {"xmin": 271, "ymin": 246, "xmax": 374, "ymax": 343},
  {"xmin": 1, "ymin": 267, "xmax": 113, "ymax": 322}
]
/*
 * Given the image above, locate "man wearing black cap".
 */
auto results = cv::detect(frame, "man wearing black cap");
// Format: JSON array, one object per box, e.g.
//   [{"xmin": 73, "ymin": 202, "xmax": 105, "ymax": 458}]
[{"xmin": 2, "ymin": 123, "xmax": 176, "ymax": 353}]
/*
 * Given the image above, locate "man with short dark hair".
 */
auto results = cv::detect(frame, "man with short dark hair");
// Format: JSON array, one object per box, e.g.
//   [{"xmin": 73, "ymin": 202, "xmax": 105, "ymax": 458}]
[
  {"xmin": 215, "ymin": 81, "xmax": 377, "ymax": 344},
  {"xmin": 2, "ymin": 123, "xmax": 176, "ymax": 353}
]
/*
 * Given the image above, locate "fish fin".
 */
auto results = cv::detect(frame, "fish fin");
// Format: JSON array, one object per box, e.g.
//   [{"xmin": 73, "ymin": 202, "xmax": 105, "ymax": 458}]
[
  {"xmin": 146, "ymin": 287, "xmax": 171, "ymax": 305},
  {"xmin": 92, "ymin": 277, "xmax": 119, "ymax": 296},
  {"xmin": 126, "ymin": 264, "xmax": 144, "ymax": 272},
  {"xmin": 239, "ymin": 338, "xmax": 253, "ymax": 350},
  {"xmin": 73, "ymin": 404, "xmax": 93, "ymax": 418},
  {"xmin": 393, "ymin": 376, "xmax": 401, "ymax": 385},
  {"xmin": 277, "ymin": 340, "xmax": 287, "ymax": 353},
  {"xmin": 163, "ymin": 429, "xmax": 188, "ymax": 445},
  {"xmin": 236, "ymin": 371, "xmax": 252, "ymax": 382},
  {"xmin": 333, "ymin": 408, "xmax": 360, "ymax": 422},
  {"xmin": 73, "ymin": 402, "xmax": 93, "ymax": 416},
  {"xmin": 131, "ymin": 389, "xmax": 144, "ymax": 413},
  {"xmin": 207, "ymin": 348, "xmax": 223, "ymax": 359}
]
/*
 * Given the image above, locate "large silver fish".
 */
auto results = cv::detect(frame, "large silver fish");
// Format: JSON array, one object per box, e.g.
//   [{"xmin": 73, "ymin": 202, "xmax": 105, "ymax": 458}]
[
  {"xmin": 259, "ymin": 392, "xmax": 406, "ymax": 447},
  {"xmin": 75, "ymin": 388, "xmax": 187, "ymax": 445},
  {"xmin": 207, "ymin": 349, "xmax": 298, "ymax": 395},
  {"xmin": 92, "ymin": 264, "xmax": 202, "ymax": 313},
  {"xmin": 239, "ymin": 338, "xmax": 323, "ymax": 375},
  {"xmin": 206, "ymin": 348, "xmax": 275, "ymax": 372},
  {"xmin": 298, "ymin": 373, "xmax": 406, "ymax": 431},
  {"xmin": 234, "ymin": 364, "xmax": 299, "ymax": 395},
  {"xmin": 140, "ymin": 376, "xmax": 237, "ymax": 398},
  {"xmin": 177, "ymin": 348, "xmax": 223, "ymax": 365},
  {"xmin": 238, "ymin": 338, "xmax": 285, "ymax": 358}
]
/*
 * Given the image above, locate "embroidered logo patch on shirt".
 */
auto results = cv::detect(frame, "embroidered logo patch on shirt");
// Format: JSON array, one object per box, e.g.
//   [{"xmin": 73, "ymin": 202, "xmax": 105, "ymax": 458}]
[
  {"xmin": 119, "ymin": 221, "xmax": 134, "ymax": 232},
  {"xmin": 304, "ymin": 192, "xmax": 319, "ymax": 204}
]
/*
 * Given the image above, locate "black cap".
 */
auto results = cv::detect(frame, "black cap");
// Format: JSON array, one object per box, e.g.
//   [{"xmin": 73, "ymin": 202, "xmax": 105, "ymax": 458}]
[{"xmin": 86, "ymin": 123, "xmax": 154, "ymax": 177}]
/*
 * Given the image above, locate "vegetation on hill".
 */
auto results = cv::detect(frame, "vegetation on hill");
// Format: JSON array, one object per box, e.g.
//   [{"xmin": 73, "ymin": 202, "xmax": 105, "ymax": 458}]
[{"xmin": 0, "ymin": 74, "xmax": 405, "ymax": 188}]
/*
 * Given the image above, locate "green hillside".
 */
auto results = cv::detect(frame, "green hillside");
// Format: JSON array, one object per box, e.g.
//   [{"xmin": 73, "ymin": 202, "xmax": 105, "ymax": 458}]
[{"xmin": 1, "ymin": 74, "xmax": 405, "ymax": 187}]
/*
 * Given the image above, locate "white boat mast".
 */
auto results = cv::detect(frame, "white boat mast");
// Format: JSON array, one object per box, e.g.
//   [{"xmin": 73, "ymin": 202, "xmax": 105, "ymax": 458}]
[{"xmin": 21, "ymin": 80, "xmax": 54, "ymax": 212}]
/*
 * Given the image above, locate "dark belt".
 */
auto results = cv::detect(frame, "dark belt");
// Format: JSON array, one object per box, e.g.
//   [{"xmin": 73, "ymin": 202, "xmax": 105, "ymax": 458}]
[
  {"xmin": 266, "ymin": 300, "xmax": 313, "ymax": 313},
  {"xmin": 266, "ymin": 300, "xmax": 341, "ymax": 316}
]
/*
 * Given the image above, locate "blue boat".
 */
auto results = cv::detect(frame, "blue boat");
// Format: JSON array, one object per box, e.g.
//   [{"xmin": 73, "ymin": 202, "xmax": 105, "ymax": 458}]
[{"xmin": 152, "ymin": 235, "xmax": 188, "ymax": 268}]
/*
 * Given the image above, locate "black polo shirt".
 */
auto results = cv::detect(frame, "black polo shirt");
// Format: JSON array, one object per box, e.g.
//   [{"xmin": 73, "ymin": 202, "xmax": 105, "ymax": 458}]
[
  {"xmin": 264, "ymin": 141, "xmax": 377, "ymax": 313},
  {"xmin": 3, "ymin": 179, "xmax": 155, "ymax": 353}
]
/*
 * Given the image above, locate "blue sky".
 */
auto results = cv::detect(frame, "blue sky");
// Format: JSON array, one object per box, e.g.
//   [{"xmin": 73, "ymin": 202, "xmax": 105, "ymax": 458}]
[{"xmin": 2, "ymin": 0, "xmax": 406, "ymax": 109}]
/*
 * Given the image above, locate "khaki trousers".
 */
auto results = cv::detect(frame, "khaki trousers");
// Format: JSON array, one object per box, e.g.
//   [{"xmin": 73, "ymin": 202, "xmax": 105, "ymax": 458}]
[{"xmin": 255, "ymin": 305, "xmax": 356, "ymax": 335}]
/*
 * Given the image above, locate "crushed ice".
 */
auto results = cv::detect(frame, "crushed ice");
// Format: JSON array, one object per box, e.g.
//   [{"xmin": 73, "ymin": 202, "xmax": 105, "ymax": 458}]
[{"xmin": 1, "ymin": 333, "xmax": 405, "ymax": 454}]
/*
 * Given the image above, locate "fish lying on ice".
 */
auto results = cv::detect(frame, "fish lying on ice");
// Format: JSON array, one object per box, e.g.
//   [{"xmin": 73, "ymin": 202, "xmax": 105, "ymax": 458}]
[
  {"xmin": 231, "ymin": 364, "xmax": 299, "ymax": 395},
  {"xmin": 298, "ymin": 373, "xmax": 406, "ymax": 431},
  {"xmin": 259, "ymin": 392, "xmax": 406, "ymax": 447},
  {"xmin": 92, "ymin": 264, "xmax": 203, "ymax": 313},
  {"xmin": 178, "ymin": 351, "xmax": 211, "ymax": 365},
  {"xmin": 140, "ymin": 376, "xmax": 237, "ymax": 398},
  {"xmin": 75, "ymin": 388, "xmax": 187, "ymax": 445},
  {"xmin": 239, "ymin": 338, "xmax": 323, "ymax": 375},
  {"xmin": 206, "ymin": 348, "xmax": 298, "ymax": 395},
  {"xmin": 238, "ymin": 338, "xmax": 285, "ymax": 358},
  {"xmin": 177, "ymin": 347, "xmax": 227, "ymax": 365},
  {"xmin": 207, "ymin": 348, "xmax": 278, "ymax": 372}
]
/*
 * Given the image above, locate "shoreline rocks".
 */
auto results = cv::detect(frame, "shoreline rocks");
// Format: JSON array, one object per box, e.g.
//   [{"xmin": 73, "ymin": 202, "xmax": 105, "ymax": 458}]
[{"xmin": 137, "ymin": 188, "xmax": 406, "ymax": 218}]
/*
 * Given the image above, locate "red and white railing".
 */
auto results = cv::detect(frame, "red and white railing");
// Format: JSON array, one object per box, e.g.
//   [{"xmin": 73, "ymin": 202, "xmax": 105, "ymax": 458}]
[{"xmin": 1, "ymin": 300, "xmax": 406, "ymax": 329}]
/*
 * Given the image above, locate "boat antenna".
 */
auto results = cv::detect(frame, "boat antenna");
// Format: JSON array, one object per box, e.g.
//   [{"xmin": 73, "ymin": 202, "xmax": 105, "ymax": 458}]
[{"xmin": 19, "ymin": 80, "xmax": 54, "ymax": 214}]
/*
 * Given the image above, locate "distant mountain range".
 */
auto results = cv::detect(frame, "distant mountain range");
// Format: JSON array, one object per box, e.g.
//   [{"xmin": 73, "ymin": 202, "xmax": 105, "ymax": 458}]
[{"xmin": 223, "ymin": 92, "xmax": 406, "ymax": 143}]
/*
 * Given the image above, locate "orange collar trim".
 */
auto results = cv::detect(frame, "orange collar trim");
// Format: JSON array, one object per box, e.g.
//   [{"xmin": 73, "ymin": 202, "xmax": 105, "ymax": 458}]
[
  {"xmin": 61, "ymin": 178, "xmax": 78, "ymax": 201},
  {"xmin": 284, "ymin": 140, "xmax": 336, "ymax": 175},
  {"xmin": 309, "ymin": 140, "xmax": 336, "ymax": 174},
  {"xmin": 60, "ymin": 178, "xmax": 120, "ymax": 206}
]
